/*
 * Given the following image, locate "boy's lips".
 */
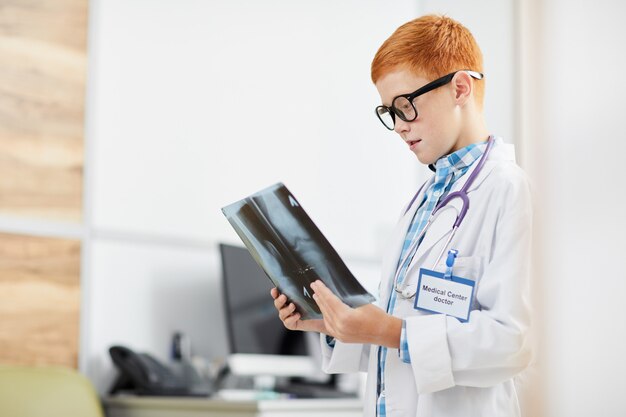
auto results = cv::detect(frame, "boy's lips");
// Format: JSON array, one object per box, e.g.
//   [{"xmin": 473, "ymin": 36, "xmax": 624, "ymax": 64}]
[{"xmin": 407, "ymin": 139, "xmax": 422, "ymax": 150}]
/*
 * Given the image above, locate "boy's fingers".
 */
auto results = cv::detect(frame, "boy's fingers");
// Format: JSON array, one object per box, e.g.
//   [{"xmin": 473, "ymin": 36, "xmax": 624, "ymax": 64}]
[
  {"xmin": 273, "ymin": 294, "xmax": 287, "ymax": 310},
  {"xmin": 312, "ymin": 291, "xmax": 331, "ymax": 320},
  {"xmin": 279, "ymin": 303, "xmax": 297, "ymax": 321},
  {"xmin": 312, "ymin": 281, "xmax": 341, "ymax": 315},
  {"xmin": 284, "ymin": 312, "xmax": 301, "ymax": 329},
  {"xmin": 270, "ymin": 288, "xmax": 278, "ymax": 299},
  {"xmin": 312, "ymin": 280, "xmax": 335, "ymax": 299}
]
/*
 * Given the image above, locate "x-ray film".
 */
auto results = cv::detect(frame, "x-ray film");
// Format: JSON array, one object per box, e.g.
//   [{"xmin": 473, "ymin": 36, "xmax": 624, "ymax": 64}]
[{"xmin": 222, "ymin": 183, "xmax": 375, "ymax": 320}]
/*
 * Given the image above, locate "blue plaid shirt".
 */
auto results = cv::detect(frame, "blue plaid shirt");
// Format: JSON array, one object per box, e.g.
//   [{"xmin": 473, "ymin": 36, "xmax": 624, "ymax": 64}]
[{"xmin": 376, "ymin": 140, "xmax": 488, "ymax": 417}]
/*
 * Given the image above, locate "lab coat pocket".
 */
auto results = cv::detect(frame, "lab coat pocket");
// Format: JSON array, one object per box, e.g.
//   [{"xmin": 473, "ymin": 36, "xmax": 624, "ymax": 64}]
[
  {"xmin": 436, "ymin": 255, "xmax": 485, "ymax": 310},
  {"xmin": 437, "ymin": 255, "xmax": 484, "ymax": 279}
]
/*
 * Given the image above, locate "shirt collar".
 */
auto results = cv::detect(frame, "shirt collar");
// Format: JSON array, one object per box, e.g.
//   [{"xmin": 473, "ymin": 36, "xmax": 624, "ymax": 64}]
[{"xmin": 431, "ymin": 140, "xmax": 488, "ymax": 173}]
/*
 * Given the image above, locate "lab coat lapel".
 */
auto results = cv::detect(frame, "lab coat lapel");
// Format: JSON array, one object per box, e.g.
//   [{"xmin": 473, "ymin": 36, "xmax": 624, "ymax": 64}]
[{"xmin": 379, "ymin": 180, "xmax": 431, "ymax": 303}]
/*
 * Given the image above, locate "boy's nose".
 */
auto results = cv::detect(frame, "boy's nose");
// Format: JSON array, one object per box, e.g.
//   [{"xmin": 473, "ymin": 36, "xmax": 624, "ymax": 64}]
[{"xmin": 393, "ymin": 117, "xmax": 411, "ymax": 134}]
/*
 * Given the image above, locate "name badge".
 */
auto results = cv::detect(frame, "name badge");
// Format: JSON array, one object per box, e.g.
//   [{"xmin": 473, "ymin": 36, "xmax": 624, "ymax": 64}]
[{"xmin": 414, "ymin": 268, "xmax": 475, "ymax": 322}]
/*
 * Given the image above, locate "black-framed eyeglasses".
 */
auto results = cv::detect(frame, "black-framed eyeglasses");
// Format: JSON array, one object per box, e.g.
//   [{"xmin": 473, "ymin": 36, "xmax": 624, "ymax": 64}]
[{"xmin": 375, "ymin": 70, "xmax": 484, "ymax": 130}]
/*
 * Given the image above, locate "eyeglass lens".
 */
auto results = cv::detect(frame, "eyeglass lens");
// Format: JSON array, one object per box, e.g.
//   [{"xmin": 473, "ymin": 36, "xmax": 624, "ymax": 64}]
[
  {"xmin": 392, "ymin": 97, "xmax": 417, "ymax": 122},
  {"xmin": 376, "ymin": 96, "xmax": 417, "ymax": 130},
  {"xmin": 376, "ymin": 107, "xmax": 395, "ymax": 130}
]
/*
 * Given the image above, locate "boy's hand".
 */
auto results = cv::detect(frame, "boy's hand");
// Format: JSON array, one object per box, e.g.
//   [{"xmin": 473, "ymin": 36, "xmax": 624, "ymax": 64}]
[
  {"xmin": 270, "ymin": 287, "xmax": 327, "ymax": 333},
  {"xmin": 310, "ymin": 280, "xmax": 402, "ymax": 348}
]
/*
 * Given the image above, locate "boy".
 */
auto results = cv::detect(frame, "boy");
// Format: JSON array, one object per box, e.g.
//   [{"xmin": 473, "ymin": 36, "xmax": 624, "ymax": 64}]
[{"xmin": 272, "ymin": 14, "xmax": 532, "ymax": 417}]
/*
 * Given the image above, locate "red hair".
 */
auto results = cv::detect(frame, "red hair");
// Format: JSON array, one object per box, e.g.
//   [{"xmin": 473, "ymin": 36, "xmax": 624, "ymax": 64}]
[{"xmin": 371, "ymin": 15, "xmax": 485, "ymax": 106}]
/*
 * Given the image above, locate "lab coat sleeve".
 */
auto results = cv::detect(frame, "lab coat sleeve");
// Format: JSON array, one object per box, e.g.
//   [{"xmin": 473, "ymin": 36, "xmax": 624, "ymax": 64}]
[
  {"xmin": 319, "ymin": 333, "xmax": 371, "ymax": 374},
  {"xmin": 405, "ymin": 171, "xmax": 533, "ymax": 394}
]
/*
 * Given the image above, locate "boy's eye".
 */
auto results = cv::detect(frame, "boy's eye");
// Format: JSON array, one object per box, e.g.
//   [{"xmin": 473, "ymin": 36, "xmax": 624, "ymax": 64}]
[
  {"xmin": 393, "ymin": 98, "xmax": 414, "ymax": 118},
  {"xmin": 399, "ymin": 102, "xmax": 412, "ymax": 111}
]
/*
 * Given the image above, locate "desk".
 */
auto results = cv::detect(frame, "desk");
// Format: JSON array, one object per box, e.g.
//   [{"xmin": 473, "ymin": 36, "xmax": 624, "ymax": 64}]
[{"xmin": 104, "ymin": 396, "xmax": 363, "ymax": 417}]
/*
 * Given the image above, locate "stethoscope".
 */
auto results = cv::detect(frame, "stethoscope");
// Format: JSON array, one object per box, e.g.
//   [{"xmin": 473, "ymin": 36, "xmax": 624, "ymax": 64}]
[{"xmin": 393, "ymin": 135, "xmax": 495, "ymax": 299}]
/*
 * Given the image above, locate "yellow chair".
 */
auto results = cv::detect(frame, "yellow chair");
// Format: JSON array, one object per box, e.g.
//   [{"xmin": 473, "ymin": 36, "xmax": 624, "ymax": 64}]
[{"xmin": 0, "ymin": 366, "xmax": 104, "ymax": 417}]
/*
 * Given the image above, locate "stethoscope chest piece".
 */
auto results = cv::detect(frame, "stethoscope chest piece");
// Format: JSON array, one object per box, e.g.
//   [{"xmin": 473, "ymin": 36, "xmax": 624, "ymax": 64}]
[{"xmin": 401, "ymin": 287, "xmax": 413, "ymax": 299}]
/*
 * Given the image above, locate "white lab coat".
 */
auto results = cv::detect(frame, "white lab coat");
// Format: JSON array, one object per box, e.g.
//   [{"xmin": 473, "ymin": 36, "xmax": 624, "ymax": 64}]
[{"xmin": 320, "ymin": 139, "xmax": 532, "ymax": 417}]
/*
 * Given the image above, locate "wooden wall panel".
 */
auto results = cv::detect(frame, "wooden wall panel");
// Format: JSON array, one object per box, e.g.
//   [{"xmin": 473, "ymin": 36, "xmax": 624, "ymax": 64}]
[
  {"xmin": 0, "ymin": 0, "xmax": 88, "ymax": 221},
  {"xmin": 0, "ymin": 233, "xmax": 80, "ymax": 367}
]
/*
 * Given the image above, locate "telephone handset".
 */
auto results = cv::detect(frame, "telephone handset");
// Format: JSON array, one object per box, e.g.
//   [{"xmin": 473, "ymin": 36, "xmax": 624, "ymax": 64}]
[{"xmin": 109, "ymin": 345, "xmax": 207, "ymax": 396}]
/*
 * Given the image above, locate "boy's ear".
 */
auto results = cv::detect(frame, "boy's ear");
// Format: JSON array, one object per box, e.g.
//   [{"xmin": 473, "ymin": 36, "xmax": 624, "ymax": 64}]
[{"xmin": 452, "ymin": 71, "xmax": 473, "ymax": 105}]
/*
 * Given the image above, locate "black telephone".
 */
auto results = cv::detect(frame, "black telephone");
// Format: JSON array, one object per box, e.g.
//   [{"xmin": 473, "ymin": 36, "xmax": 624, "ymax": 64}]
[{"xmin": 109, "ymin": 345, "xmax": 209, "ymax": 397}]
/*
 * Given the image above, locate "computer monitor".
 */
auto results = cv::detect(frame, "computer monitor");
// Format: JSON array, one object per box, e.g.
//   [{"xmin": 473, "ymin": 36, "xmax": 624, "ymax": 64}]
[{"xmin": 219, "ymin": 243, "xmax": 321, "ymax": 378}]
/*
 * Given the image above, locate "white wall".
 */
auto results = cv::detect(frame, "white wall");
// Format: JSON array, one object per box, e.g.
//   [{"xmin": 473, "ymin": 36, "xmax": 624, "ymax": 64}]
[
  {"xmin": 83, "ymin": 0, "xmax": 518, "ymax": 394},
  {"xmin": 520, "ymin": 0, "xmax": 626, "ymax": 415},
  {"xmin": 88, "ymin": 0, "xmax": 421, "ymax": 259}
]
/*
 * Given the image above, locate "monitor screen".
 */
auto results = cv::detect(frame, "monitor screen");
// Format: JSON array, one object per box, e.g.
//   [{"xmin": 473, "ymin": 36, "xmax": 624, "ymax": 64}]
[{"xmin": 219, "ymin": 243, "xmax": 307, "ymax": 357}]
